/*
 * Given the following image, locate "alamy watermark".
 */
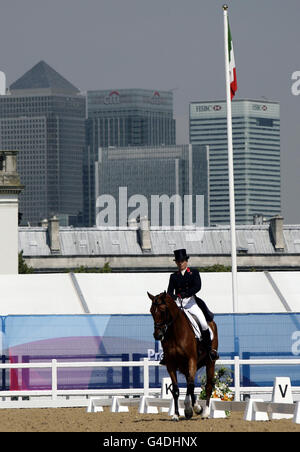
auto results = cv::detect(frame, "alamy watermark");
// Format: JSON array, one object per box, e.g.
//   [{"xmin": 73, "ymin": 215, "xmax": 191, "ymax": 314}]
[
  {"xmin": 291, "ymin": 71, "xmax": 300, "ymax": 95},
  {"xmin": 95, "ymin": 187, "xmax": 205, "ymax": 243}
]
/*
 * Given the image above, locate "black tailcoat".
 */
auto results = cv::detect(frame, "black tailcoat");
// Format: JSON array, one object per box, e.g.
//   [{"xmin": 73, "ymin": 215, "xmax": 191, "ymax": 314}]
[{"xmin": 167, "ymin": 267, "xmax": 214, "ymax": 322}]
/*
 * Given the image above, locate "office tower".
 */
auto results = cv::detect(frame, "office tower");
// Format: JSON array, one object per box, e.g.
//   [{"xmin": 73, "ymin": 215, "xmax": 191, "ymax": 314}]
[
  {"xmin": 189, "ymin": 99, "xmax": 280, "ymax": 225},
  {"xmin": 0, "ymin": 61, "xmax": 86, "ymax": 226},
  {"xmin": 84, "ymin": 89, "xmax": 176, "ymax": 226},
  {"xmin": 94, "ymin": 144, "xmax": 209, "ymax": 227}
]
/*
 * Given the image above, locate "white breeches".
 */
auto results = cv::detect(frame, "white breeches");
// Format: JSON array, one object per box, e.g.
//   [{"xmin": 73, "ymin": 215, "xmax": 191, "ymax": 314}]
[{"xmin": 175, "ymin": 295, "xmax": 213, "ymax": 340}]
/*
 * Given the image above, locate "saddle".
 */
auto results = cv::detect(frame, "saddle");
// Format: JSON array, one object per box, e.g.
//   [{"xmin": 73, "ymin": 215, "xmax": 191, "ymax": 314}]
[{"xmin": 188, "ymin": 312, "xmax": 203, "ymax": 336}]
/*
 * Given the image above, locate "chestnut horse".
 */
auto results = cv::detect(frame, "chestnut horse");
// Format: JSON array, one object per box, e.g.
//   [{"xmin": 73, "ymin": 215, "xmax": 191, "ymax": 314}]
[{"xmin": 148, "ymin": 290, "xmax": 218, "ymax": 421}]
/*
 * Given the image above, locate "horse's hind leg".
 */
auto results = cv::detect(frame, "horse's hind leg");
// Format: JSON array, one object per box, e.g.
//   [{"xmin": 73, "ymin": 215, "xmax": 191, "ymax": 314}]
[{"xmin": 202, "ymin": 360, "xmax": 216, "ymax": 419}]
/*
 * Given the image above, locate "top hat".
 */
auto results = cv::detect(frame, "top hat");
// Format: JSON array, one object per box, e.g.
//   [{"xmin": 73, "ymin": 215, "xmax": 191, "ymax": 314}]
[{"xmin": 173, "ymin": 249, "xmax": 189, "ymax": 262}]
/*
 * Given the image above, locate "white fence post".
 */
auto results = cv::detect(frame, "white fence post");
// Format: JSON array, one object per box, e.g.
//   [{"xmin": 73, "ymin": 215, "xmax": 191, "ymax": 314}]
[
  {"xmin": 234, "ymin": 356, "xmax": 240, "ymax": 401},
  {"xmin": 51, "ymin": 359, "xmax": 57, "ymax": 401},
  {"xmin": 143, "ymin": 358, "xmax": 149, "ymax": 397}
]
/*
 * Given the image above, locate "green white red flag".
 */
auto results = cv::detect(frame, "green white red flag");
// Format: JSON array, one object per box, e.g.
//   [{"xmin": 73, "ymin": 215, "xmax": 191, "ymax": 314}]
[{"xmin": 228, "ymin": 21, "xmax": 237, "ymax": 100}]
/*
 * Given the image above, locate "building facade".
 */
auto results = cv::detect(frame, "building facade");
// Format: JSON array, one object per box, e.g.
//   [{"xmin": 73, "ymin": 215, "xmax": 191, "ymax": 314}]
[
  {"xmin": 87, "ymin": 89, "xmax": 175, "ymax": 148},
  {"xmin": 189, "ymin": 99, "xmax": 281, "ymax": 225},
  {"xmin": 0, "ymin": 61, "xmax": 86, "ymax": 226},
  {"xmin": 94, "ymin": 144, "xmax": 209, "ymax": 228},
  {"xmin": 84, "ymin": 89, "xmax": 176, "ymax": 226}
]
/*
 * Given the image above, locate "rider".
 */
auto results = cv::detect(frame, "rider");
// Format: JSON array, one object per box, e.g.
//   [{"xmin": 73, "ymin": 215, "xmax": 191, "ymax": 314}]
[{"xmin": 160, "ymin": 248, "xmax": 219, "ymax": 364}]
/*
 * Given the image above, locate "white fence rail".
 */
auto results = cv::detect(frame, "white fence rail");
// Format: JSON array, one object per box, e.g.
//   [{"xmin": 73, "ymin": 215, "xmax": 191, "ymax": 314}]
[{"xmin": 1, "ymin": 357, "xmax": 300, "ymax": 408}]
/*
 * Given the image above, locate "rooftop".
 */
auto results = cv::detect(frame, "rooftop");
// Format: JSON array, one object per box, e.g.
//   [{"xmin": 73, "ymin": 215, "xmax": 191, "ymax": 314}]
[
  {"xmin": 10, "ymin": 60, "xmax": 80, "ymax": 95},
  {"xmin": 18, "ymin": 223, "xmax": 300, "ymax": 257}
]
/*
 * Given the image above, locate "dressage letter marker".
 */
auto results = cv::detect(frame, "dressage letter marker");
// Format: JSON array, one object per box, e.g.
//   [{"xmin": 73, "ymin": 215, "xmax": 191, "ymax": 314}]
[
  {"xmin": 161, "ymin": 377, "xmax": 173, "ymax": 399},
  {"xmin": 161, "ymin": 377, "xmax": 173, "ymax": 413},
  {"xmin": 271, "ymin": 377, "xmax": 293, "ymax": 419}
]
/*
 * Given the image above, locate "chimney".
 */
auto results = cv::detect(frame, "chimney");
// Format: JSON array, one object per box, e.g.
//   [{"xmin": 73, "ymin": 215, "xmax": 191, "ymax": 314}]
[
  {"xmin": 128, "ymin": 217, "xmax": 138, "ymax": 229},
  {"xmin": 41, "ymin": 218, "xmax": 48, "ymax": 228},
  {"xmin": 253, "ymin": 214, "xmax": 266, "ymax": 225},
  {"xmin": 269, "ymin": 215, "xmax": 284, "ymax": 252},
  {"xmin": 138, "ymin": 216, "xmax": 151, "ymax": 252},
  {"xmin": 48, "ymin": 215, "xmax": 61, "ymax": 254}
]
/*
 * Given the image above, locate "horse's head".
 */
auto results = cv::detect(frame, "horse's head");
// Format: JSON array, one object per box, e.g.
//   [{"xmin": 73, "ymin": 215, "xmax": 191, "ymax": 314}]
[{"xmin": 147, "ymin": 291, "xmax": 173, "ymax": 341}]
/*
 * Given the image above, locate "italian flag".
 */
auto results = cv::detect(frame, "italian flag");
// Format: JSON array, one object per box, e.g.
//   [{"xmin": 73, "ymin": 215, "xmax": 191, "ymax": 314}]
[{"xmin": 228, "ymin": 21, "xmax": 237, "ymax": 100}]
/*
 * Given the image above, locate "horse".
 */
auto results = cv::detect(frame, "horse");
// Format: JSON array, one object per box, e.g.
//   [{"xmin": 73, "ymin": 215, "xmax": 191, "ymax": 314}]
[{"xmin": 147, "ymin": 290, "xmax": 219, "ymax": 421}]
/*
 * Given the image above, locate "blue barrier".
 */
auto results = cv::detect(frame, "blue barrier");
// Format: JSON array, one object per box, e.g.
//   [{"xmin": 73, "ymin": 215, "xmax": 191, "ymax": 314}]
[{"xmin": 1, "ymin": 313, "xmax": 300, "ymax": 390}]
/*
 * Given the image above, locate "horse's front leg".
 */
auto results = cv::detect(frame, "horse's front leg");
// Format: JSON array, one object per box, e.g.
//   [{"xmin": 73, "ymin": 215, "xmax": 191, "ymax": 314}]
[
  {"xmin": 184, "ymin": 358, "xmax": 198, "ymax": 419},
  {"xmin": 167, "ymin": 367, "xmax": 180, "ymax": 421},
  {"xmin": 202, "ymin": 361, "xmax": 216, "ymax": 419}
]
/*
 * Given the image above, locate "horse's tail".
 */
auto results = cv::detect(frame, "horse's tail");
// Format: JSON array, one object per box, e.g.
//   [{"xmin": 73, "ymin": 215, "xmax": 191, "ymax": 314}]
[{"xmin": 209, "ymin": 320, "xmax": 219, "ymax": 352}]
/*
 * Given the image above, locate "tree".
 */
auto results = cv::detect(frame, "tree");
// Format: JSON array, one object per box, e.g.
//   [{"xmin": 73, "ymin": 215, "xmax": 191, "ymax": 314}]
[
  {"xmin": 71, "ymin": 262, "xmax": 112, "ymax": 273},
  {"xmin": 198, "ymin": 264, "xmax": 231, "ymax": 272},
  {"xmin": 18, "ymin": 251, "xmax": 34, "ymax": 274}
]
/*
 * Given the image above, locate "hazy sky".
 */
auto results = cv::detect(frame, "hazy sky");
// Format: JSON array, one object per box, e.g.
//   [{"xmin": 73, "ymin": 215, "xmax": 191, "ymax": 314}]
[{"xmin": 1, "ymin": 0, "xmax": 300, "ymax": 222}]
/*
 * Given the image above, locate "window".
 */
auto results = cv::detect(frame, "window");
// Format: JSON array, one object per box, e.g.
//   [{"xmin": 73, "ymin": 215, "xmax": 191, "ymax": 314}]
[{"xmin": 256, "ymin": 118, "xmax": 274, "ymax": 127}]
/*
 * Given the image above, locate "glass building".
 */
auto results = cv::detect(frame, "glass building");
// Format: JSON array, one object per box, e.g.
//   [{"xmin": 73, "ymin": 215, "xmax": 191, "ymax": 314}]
[
  {"xmin": 0, "ymin": 61, "xmax": 86, "ymax": 226},
  {"xmin": 189, "ymin": 99, "xmax": 281, "ymax": 225},
  {"xmin": 84, "ymin": 89, "xmax": 176, "ymax": 226},
  {"xmin": 95, "ymin": 145, "xmax": 209, "ymax": 228}
]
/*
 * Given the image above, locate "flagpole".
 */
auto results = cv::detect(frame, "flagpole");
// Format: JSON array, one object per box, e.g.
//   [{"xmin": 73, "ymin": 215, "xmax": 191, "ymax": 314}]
[{"xmin": 223, "ymin": 4, "xmax": 238, "ymax": 314}]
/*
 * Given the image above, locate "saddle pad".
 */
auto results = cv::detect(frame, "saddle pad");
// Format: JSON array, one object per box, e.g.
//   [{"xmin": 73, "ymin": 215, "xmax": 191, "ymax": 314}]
[{"xmin": 183, "ymin": 311, "xmax": 213, "ymax": 341}]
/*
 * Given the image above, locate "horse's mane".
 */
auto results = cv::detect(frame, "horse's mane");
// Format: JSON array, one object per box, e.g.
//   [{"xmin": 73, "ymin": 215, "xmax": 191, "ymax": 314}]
[{"xmin": 163, "ymin": 292, "xmax": 187, "ymax": 319}]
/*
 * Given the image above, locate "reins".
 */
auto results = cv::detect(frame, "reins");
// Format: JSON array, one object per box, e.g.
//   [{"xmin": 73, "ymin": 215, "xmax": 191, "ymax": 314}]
[{"xmin": 153, "ymin": 296, "xmax": 182, "ymax": 334}]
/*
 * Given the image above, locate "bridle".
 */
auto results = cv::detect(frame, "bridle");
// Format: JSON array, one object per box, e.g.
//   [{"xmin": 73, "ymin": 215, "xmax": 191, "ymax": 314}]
[{"xmin": 152, "ymin": 293, "xmax": 180, "ymax": 341}]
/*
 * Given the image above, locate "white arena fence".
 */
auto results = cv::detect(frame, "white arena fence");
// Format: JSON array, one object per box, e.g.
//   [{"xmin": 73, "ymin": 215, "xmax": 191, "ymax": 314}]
[{"xmin": 1, "ymin": 357, "xmax": 300, "ymax": 409}]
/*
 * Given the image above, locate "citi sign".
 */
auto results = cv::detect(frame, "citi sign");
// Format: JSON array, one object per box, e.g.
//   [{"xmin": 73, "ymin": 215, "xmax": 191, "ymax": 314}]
[
  {"xmin": 104, "ymin": 91, "xmax": 120, "ymax": 105},
  {"xmin": 150, "ymin": 91, "xmax": 161, "ymax": 104},
  {"xmin": 195, "ymin": 104, "xmax": 222, "ymax": 112}
]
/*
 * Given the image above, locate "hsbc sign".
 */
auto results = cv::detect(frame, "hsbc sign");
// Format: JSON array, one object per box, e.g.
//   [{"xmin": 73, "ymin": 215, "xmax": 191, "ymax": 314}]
[
  {"xmin": 252, "ymin": 104, "xmax": 268, "ymax": 111},
  {"xmin": 194, "ymin": 104, "xmax": 223, "ymax": 113}
]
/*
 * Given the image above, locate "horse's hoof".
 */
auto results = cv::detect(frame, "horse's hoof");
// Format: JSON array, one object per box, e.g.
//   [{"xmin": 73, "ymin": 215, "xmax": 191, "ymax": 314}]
[
  {"xmin": 172, "ymin": 414, "xmax": 179, "ymax": 422},
  {"xmin": 184, "ymin": 407, "xmax": 193, "ymax": 419},
  {"xmin": 194, "ymin": 404, "xmax": 203, "ymax": 415},
  {"xmin": 201, "ymin": 407, "xmax": 210, "ymax": 419}
]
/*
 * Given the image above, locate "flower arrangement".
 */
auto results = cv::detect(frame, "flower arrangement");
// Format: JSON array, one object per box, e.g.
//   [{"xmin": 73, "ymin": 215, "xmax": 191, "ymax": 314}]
[{"xmin": 199, "ymin": 367, "xmax": 234, "ymax": 402}]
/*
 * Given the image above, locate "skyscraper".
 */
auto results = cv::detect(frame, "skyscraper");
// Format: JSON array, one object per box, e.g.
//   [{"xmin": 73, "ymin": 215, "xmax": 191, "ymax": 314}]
[
  {"xmin": 84, "ymin": 89, "xmax": 176, "ymax": 226},
  {"xmin": 189, "ymin": 99, "xmax": 281, "ymax": 225},
  {"xmin": 0, "ymin": 61, "xmax": 86, "ymax": 226},
  {"xmin": 95, "ymin": 144, "xmax": 209, "ymax": 228}
]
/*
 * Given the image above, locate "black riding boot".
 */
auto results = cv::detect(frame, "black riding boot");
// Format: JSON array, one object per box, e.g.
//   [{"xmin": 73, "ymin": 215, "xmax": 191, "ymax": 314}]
[
  {"xmin": 201, "ymin": 329, "xmax": 219, "ymax": 361},
  {"xmin": 159, "ymin": 352, "xmax": 167, "ymax": 366}
]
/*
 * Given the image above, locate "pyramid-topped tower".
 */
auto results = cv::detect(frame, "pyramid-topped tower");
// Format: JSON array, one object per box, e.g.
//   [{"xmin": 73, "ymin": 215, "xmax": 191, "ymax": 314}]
[
  {"xmin": 0, "ymin": 61, "xmax": 85, "ymax": 227},
  {"xmin": 10, "ymin": 60, "xmax": 80, "ymax": 95}
]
